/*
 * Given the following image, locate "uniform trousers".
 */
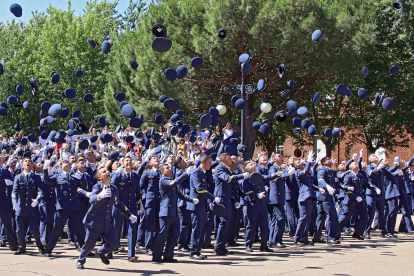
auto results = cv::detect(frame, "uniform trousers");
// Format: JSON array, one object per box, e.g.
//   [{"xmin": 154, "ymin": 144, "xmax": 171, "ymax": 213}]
[
  {"xmin": 16, "ymin": 215, "xmax": 42, "ymax": 250},
  {"xmin": 39, "ymin": 204, "xmax": 56, "ymax": 244},
  {"xmin": 386, "ymin": 197, "xmax": 399, "ymax": 235},
  {"xmin": 78, "ymin": 227, "xmax": 118, "ymax": 264},
  {"xmin": 268, "ymin": 203, "xmax": 286, "ymax": 245},
  {"xmin": 286, "ymin": 199, "xmax": 300, "ymax": 238},
  {"xmin": 0, "ymin": 207, "xmax": 17, "ymax": 248},
  {"xmin": 294, "ymin": 198, "xmax": 314, "ymax": 243},
  {"xmin": 245, "ymin": 202, "xmax": 268, "ymax": 249},
  {"xmin": 152, "ymin": 216, "xmax": 180, "ymax": 260},
  {"xmin": 215, "ymin": 203, "xmax": 232, "ymax": 251},
  {"xmin": 365, "ymin": 195, "xmax": 386, "ymax": 235},
  {"xmin": 398, "ymin": 193, "xmax": 414, "ymax": 232},
  {"xmin": 114, "ymin": 211, "xmax": 137, "ymax": 257},
  {"xmin": 177, "ymin": 206, "xmax": 191, "ymax": 249},
  {"xmin": 338, "ymin": 199, "xmax": 368, "ymax": 236},
  {"xmin": 144, "ymin": 207, "xmax": 159, "ymax": 252}
]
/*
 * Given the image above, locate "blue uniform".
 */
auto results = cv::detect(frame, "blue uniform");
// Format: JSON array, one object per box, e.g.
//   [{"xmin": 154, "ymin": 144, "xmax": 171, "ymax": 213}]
[
  {"xmin": 382, "ymin": 163, "xmax": 400, "ymax": 235},
  {"xmin": 44, "ymin": 171, "xmax": 85, "ymax": 254},
  {"xmin": 213, "ymin": 163, "xmax": 245, "ymax": 252},
  {"xmin": 285, "ymin": 172, "xmax": 300, "ymax": 238},
  {"xmin": 294, "ymin": 161, "xmax": 316, "ymax": 243},
  {"xmin": 110, "ymin": 170, "xmax": 141, "ymax": 257},
  {"xmin": 188, "ymin": 166, "xmax": 215, "ymax": 256},
  {"xmin": 0, "ymin": 168, "xmax": 18, "ymax": 249},
  {"xmin": 37, "ymin": 170, "xmax": 56, "ymax": 245},
  {"xmin": 153, "ymin": 174, "xmax": 191, "ymax": 260},
  {"xmin": 78, "ymin": 183, "xmax": 132, "ymax": 264},
  {"xmin": 175, "ymin": 168, "xmax": 191, "ymax": 250},
  {"xmin": 365, "ymin": 163, "xmax": 386, "ymax": 236},
  {"xmin": 12, "ymin": 172, "xmax": 43, "ymax": 251}
]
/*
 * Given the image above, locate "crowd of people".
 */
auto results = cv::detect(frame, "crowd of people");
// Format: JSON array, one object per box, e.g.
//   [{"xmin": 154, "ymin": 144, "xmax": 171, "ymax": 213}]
[{"xmin": 0, "ymin": 122, "xmax": 413, "ymax": 270}]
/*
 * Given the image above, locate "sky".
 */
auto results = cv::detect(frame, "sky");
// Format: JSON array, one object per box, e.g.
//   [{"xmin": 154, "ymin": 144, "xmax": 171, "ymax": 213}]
[{"xmin": 1, "ymin": 1, "xmax": 134, "ymax": 24}]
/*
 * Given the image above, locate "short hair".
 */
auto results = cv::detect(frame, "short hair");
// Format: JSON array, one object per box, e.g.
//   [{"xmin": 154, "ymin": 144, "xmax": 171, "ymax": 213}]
[
  {"xmin": 23, "ymin": 157, "xmax": 32, "ymax": 162},
  {"xmin": 160, "ymin": 164, "xmax": 170, "ymax": 173},
  {"xmin": 218, "ymin": 152, "xmax": 230, "ymax": 161},
  {"xmin": 174, "ymin": 157, "xmax": 184, "ymax": 168},
  {"xmin": 68, "ymin": 154, "xmax": 76, "ymax": 159},
  {"xmin": 95, "ymin": 168, "xmax": 104, "ymax": 179},
  {"xmin": 200, "ymin": 154, "xmax": 212, "ymax": 163}
]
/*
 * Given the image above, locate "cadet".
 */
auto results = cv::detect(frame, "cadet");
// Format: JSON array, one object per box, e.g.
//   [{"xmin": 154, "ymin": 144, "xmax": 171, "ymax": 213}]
[
  {"xmin": 12, "ymin": 157, "xmax": 45, "ymax": 255},
  {"xmin": 152, "ymin": 164, "xmax": 197, "ymax": 262},
  {"xmin": 382, "ymin": 159, "xmax": 401, "ymax": 237},
  {"xmin": 213, "ymin": 152, "xmax": 249, "ymax": 255},
  {"xmin": 76, "ymin": 168, "xmax": 137, "ymax": 269}
]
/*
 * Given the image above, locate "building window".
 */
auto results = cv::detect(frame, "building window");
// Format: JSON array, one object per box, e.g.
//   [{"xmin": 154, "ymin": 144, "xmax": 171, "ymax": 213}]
[{"xmin": 275, "ymin": 141, "xmax": 284, "ymax": 156}]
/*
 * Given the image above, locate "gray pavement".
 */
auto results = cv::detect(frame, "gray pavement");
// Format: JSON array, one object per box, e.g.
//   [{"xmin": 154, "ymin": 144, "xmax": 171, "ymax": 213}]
[{"xmin": 1, "ymin": 216, "xmax": 414, "ymax": 276}]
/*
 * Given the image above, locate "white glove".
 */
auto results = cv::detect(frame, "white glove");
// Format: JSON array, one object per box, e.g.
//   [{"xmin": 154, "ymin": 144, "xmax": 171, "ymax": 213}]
[
  {"xmin": 359, "ymin": 149, "xmax": 363, "ymax": 157},
  {"xmin": 129, "ymin": 215, "xmax": 138, "ymax": 223},
  {"xmin": 375, "ymin": 188, "xmax": 381, "ymax": 195},
  {"xmin": 186, "ymin": 167, "xmax": 195, "ymax": 175},
  {"xmin": 258, "ymin": 192, "xmax": 266, "ymax": 199},
  {"xmin": 277, "ymin": 171, "xmax": 284, "ymax": 177},
  {"xmin": 86, "ymin": 192, "xmax": 91, "ymax": 198},
  {"xmin": 265, "ymin": 186, "xmax": 269, "ymax": 192},
  {"xmin": 315, "ymin": 157, "xmax": 321, "ymax": 165},
  {"xmin": 319, "ymin": 188, "xmax": 326, "ymax": 194},
  {"xmin": 43, "ymin": 160, "xmax": 51, "ymax": 170},
  {"xmin": 116, "ymin": 167, "xmax": 124, "ymax": 174},
  {"xmin": 395, "ymin": 157, "xmax": 400, "ymax": 164},
  {"xmin": 288, "ymin": 167, "xmax": 295, "ymax": 176},
  {"xmin": 91, "ymin": 163, "xmax": 97, "ymax": 171},
  {"xmin": 243, "ymin": 172, "xmax": 250, "ymax": 178},
  {"xmin": 214, "ymin": 197, "xmax": 221, "ymax": 204},
  {"xmin": 193, "ymin": 198, "xmax": 199, "ymax": 204},
  {"xmin": 352, "ymin": 153, "xmax": 357, "ymax": 160},
  {"xmin": 31, "ymin": 199, "xmax": 38, "ymax": 207},
  {"xmin": 347, "ymin": 187, "xmax": 354, "ymax": 191},
  {"xmin": 377, "ymin": 163, "xmax": 385, "ymax": 170},
  {"xmin": 235, "ymin": 202, "xmax": 241, "ymax": 209},
  {"xmin": 12, "ymin": 201, "xmax": 19, "ymax": 212},
  {"xmin": 332, "ymin": 159, "xmax": 337, "ymax": 164},
  {"xmin": 356, "ymin": 196, "xmax": 363, "ymax": 202},
  {"xmin": 398, "ymin": 170, "xmax": 403, "ymax": 176},
  {"xmin": 98, "ymin": 187, "xmax": 111, "ymax": 200},
  {"xmin": 326, "ymin": 185, "xmax": 335, "ymax": 196},
  {"xmin": 5, "ymin": 180, "xmax": 13, "ymax": 186},
  {"xmin": 307, "ymin": 150, "xmax": 314, "ymax": 163}
]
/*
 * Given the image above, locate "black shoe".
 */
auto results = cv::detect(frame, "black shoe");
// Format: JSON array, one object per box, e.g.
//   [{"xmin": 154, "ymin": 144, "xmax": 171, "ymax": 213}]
[
  {"xmin": 177, "ymin": 248, "xmax": 190, "ymax": 252},
  {"xmin": 343, "ymin": 230, "xmax": 352, "ymax": 236},
  {"xmin": 121, "ymin": 236, "xmax": 127, "ymax": 239},
  {"xmin": 95, "ymin": 251, "xmax": 110, "ymax": 265},
  {"xmin": 0, "ymin": 241, "xmax": 6, "ymax": 247},
  {"xmin": 190, "ymin": 255, "xmax": 206, "ymax": 260},
  {"xmin": 223, "ymin": 249, "xmax": 233, "ymax": 254},
  {"xmin": 113, "ymin": 246, "xmax": 125, "ymax": 254},
  {"xmin": 136, "ymin": 245, "xmax": 145, "ymax": 251},
  {"xmin": 246, "ymin": 247, "xmax": 253, "ymax": 252},
  {"xmin": 14, "ymin": 248, "xmax": 26, "ymax": 255},
  {"xmin": 305, "ymin": 241, "xmax": 314, "ymax": 246},
  {"xmin": 364, "ymin": 234, "xmax": 371, "ymax": 239},
  {"xmin": 10, "ymin": 247, "xmax": 18, "ymax": 251},
  {"xmin": 68, "ymin": 241, "xmax": 77, "ymax": 248},
  {"xmin": 42, "ymin": 242, "xmax": 47, "ymax": 247},
  {"xmin": 312, "ymin": 238, "xmax": 325, "ymax": 244},
  {"xmin": 38, "ymin": 246, "xmax": 45, "ymax": 255},
  {"xmin": 44, "ymin": 253, "xmax": 52, "ymax": 257},
  {"xmin": 371, "ymin": 227, "xmax": 378, "ymax": 231},
  {"xmin": 88, "ymin": 252, "xmax": 96, "ymax": 257},
  {"xmin": 408, "ymin": 231, "xmax": 414, "ymax": 235},
  {"xmin": 260, "ymin": 247, "xmax": 273, "ymax": 252},
  {"xmin": 227, "ymin": 241, "xmax": 239, "ymax": 246},
  {"xmin": 76, "ymin": 262, "xmax": 84, "ymax": 269},
  {"xmin": 146, "ymin": 250, "xmax": 153, "ymax": 256},
  {"xmin": 26, "ymin": 237, "xmax": 33, "ymax": 244},
  {"xmin": 214, "ymin": 248, "xmax": 227, "ymax": 256},
  {"xmin": 107, "ymin": 253, "xmax": 113, "ymax": 259},
  {"xmin": 289, "ymin": 236, "xmax": 294, "ymax": 240},
  {"xmin": 253, "ymin": 239, "xmax": 261, "ymax": 243},
  {"xmin": 202, "ymin": 244, "xmax": 214, "ymax": 249},
  {"xmin": 295, "ymin": 242, "xmax": 306, "ymax": 247},
  {"xmin": 352, "ymin": 233, "xmax": 364, "ymax": 240},
  {"xmin": 163, "ymin": 258, "xmax": 178, "ymax": 263},
  {"xmin": 152, "ymin": 257, "xmax": 163, "ymax": 262},
  {"xmin": 274, "ymin": 243, "xmax": 287, "ymax": 248},
  {"xmin": 128, "ymin": 257, "xmax": 138, "ymax": 262}
]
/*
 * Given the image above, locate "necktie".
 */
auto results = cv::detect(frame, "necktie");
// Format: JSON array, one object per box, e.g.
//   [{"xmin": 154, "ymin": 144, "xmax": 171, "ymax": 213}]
[{"xmin": 128, "ymin": 173, "xmax": 131, "ymax": 184}]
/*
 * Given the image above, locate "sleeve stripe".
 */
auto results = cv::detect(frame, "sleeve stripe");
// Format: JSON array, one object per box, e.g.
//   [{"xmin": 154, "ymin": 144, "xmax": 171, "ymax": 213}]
[
  {"xmin": 227, "ymin": 175, "xmax": 234, "ymax": 183},
  {"xmin": 197, "ymin": 190, "xmax": 208, "ymax": 193},
  {"xmin": 245, "ymin": 191, "xmax": 253, "ymax": 195},
  {"xmin": 168, "ymin": 180, "xmax": 176, "ymax": 186},
  {"xmin": 318, "ymin": 179, "xmax": 325, "ymax": 182}
]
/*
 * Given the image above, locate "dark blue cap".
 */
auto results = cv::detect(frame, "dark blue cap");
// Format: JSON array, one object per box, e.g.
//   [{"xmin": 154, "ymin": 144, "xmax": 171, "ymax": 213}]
[
  {"xmin": 60, "ymin": 108, "xmax": 69, "ymax": 118},
  {"xmin": 241, "ymin": 62, "xmax": 251, "ymax": 74},
  {"xmin": 211, "ymin": 116, "xmax": 218, "ymax": 125},
  {"xmin": 279, "ymin": 64, "xmax": 286, "ymax": 78},
  {"xmin": 176, "ymin": 110, "xmax": 184, "ymax": 118},
  {"xmin": 28, "ymin": 133, "xmax": 36, "ymax": 142},
  {"xmin": 200, "ymin": 114, "xmax": 212, "ymax": 128},
  {"xmin": 312, "ymin": 92, "xmax": 321, "ymax": 105},
  {"xmin": 102, "ymin": 41, "xmax": 111, "ymax": 54},
  {"xmin": 159, "ymin": 95, "xmax": 168, "ymax": 103},
  {"xmin": 280, "ymin": 88, "xmax": 290, "ymax": 98},
  {"xmin": 67, "ymin": 128, "xmax": 76, "ymax": 137},
  {"xmin": 15, "ymin": 83, "xmax": 24, "ymax": 95},
  {"xmin": 252, "ymin": 121, "xmax": 261, "ymax": 130},
  {"xmin": 155, "ymin": 114, "xmax": 163, "ymax": 124},
  {"xmin": 90, "ymin": 135, "xmax": 98, "ymax": 143},
  {"xmin": 21, "ymin": 137, "xmax": 28, "ymax": 145},
  {"xmin": 293, "ymin": 128, "xmax": 302, "ymax": 134},
  {"xmin": 119, "ymin": 101, "xmax": 128, "ymax": 110},
  {"xmin": 76, "ymin": 70, "xmax": 83, "ymax": 77},
  {"xmin": 191, "ymin": 57, "xmax": 203, "ymax": 68},
  {"xmin": 152, "ymin": 24, "xmax": 167, "ymax": 38},
  {"xmin": 301, "ymin": 118, "xmax": 311, "ymax": 129},
  {"xmin": 98, "ymin": 117, "xmax": 106, "ymax": 127},
  {"xmin": 115, "ymin": 125, "xmax": 121, "ymax": 133},
  {"xmin": 49, "ymin": 104, "xmax": 62, "ymax": 117},
  {"xmin": 308, "ymin": 125, "xmax": 316, "ymax": 136},
  {"xmin": 41, "ymin": 131, "xmax": 48, "ymax": 139},
  {"xmin": 393, "ymin": 1, "xmax": 403, "ymax": 10},
  {"xmin": 72, "ymin": 110, "xmax": 81, "ymax": 118},
  {"xmin": 336, "ymin": 84, "xmax": 348, "ymax": 96},
  {"xmin": 104, "ymin": 134, "xmax": 113, "ymax": 143},
  {"xmin": 259, "ymin": 124, "xmax": 270, "ymax": 135},
  {"xmin": 275, "ymin": 110, "xmax": 287, "ymax": 122},
  {"xmin": 130, "ymin": 61, "xmax": 138, "ymax": 70},
  {"xmin": 7, "ymin": 96, "xmax": 17, "ymax": 105},
  {"xmin": 389, "ymin": 65, "xmax": 399, "ymax": 74},
  {"xmin": 181, "ymin": 124, "xmax": 190, "ymax": 134},
  {"xmin": 27, "ymin": 126, "xmax": 34, "ymax": 133},
  {"xmin": 152, "ymin": 37, "xmax": 172, "ymax": 53},
  {"xmin": 361, "ymin": 67, "xmax": 369, "ymax": 79},
  {"xmin": 237, "ymin": 144, "xmax": 246, "ymax": 152},
  {"xmin": 30, "ymin": 78, "xmax": 39, "ymax": 94},
  {"xmin": 130, "ymin": 117, "xmax": 143, "ymax": 128},
  {"xmin": 14, "ymin": 123, "xmax": 20, "ymax": 131},
  {"xmin": 50, "ymin": 72, "xmax": 60, "ymax": 84},
  {"xmin": 23, "ymin": 101, "xmax": 29, "ymax": 109},
  {"xmin": 170, "ymin": 114, "xmax": 180, "ymax": 123},
  {"xmin": 45, "ymin": 116, "xmax": 55, "ymax": 124},
  {"xmin": 1, "ymin": 102, "xmax": 8, "ymax": 109},
  {"xmin": 135, "ymin": 132, "xmax": 143, "ymax": 138},
  {"xmin": 68, "ymin": 119, "xmax": 76, "ymax": 130},
  {"xmin": 358, "ymin": 88, "xmax": 368, "ymax": 99},
  {"xmin": 218, "ymin": 28, "xmax": 227, "ymax": 39},
  {"xmin": 121, "ymin": 104, "xmax": 135, "ymax": 118},
  {"xmin": 0, "ymin": 60, "xmax": 3, "ymax": 76},
  {"xmin": 114, "ymin": 92, "xmax": 126, "ymax": 102},
  {"xmin": 48, "ymin": 130, "xmax": 57, "ymax": 141},
  {"xmin": 297, "ymin": 107, "xmax": 308, "ymax": 116},
  {"xmin": 0, "ymin": 107, "xmax": 6, "ymax": 116},
  {"xmin": 332, "ymin": 127, "xmax": 341, "ymax": 138},
  {"xmin": 170, "ymin": 126, "xmax": 179, "ymax": 135},
  {"xmin": 41, "ymin": 101, "xmax": 51, "ymax": 113},
  {"xmin": 78, "ymin": 139, "xmax": 89, "ymax": 150},
  {"xmin": 312, "ymin": 29, "xmax": 323, "ymax": 42},
  {"xmin": 347, "ymin": 87, "xmax": 353, "ymax": 97},
  {"xmin": 382, "ymin": 97, "xmax": 394, "ymax": 110},
  {"xmin": 231, "ymin": 95, "xmax": 239, "ymax": 105},
  {"xmin": 163, "ymin": 98, "xmax": 179, "ymax": 110},
  {"xmin": 125, "ymin": 136, "xmax": 134, "ymax": 143},
  {"xmin": 164, "ymin": 68, "xmax": 177, "ymax": 81},
  {"xmin": 176, "ymin": 66, "xmax": 188, "ymax": 79},
  {"xmin": 323, "ymin": 128, "xmax": 333, "ymax": 137},
  {"xmin": 287, "ymin": 80, "xmax": 294, "ymax": 90},
  {"xmin": 10, "ymin": 3, "xmax": 22, "ymax": 17},
  {"xmin": 235, "ymin": 99, "xmax": 245, "ymax": 110},
  {"xmin": 292, "ymin": 117, "xmax": 301, "ymax": 127},
  {"xmin": 84, "ymin": 93, "xmax": 93, "ymax": 103},
  {"xmin": 87, "ymin": 38, "xmax": 98, "ymax": 48},
  {"xmin": 286, "ymin": 100, "xmax": 298, "ymax": 111},
  {"xmin": 250, "ymin": 172, "xmax": 263, "ymax": 184},
  {"xmin": 63, "ymin": 87, "xmax": 76, "ymax": 99},
  {"xmin": 257, "ymin": 79, "xmax": 266, "ymax": 91}
]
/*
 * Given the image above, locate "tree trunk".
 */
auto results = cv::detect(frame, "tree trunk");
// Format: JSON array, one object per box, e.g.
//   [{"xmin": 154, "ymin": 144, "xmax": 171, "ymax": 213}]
[
  {"xmin": 325, "ymin": 140, "xmax": 332, "ymax": 158},
  {"xmin": 243, "ymin": 115, "xmax": 258, "ymax": 160}
]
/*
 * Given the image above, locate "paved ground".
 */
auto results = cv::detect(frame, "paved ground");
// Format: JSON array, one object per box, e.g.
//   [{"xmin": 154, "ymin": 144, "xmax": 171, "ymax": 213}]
[{"xmin": 1, "ymin": 217, "xmax": 413, "ymax": 276}]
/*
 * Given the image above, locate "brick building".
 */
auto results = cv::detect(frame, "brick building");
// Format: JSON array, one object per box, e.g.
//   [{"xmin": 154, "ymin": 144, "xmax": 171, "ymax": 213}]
[{"xmin": 254, "ymin": 130, "xmax": 414, "ymax": 165}]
